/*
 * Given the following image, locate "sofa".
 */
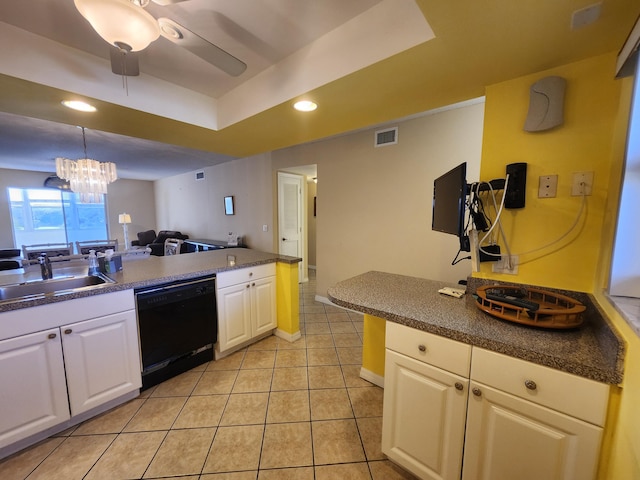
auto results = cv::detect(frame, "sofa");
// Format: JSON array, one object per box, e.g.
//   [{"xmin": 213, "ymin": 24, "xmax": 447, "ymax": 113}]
[{"xmin": 132, "ymin": 230, "xmax": 189, "ymax": 256}]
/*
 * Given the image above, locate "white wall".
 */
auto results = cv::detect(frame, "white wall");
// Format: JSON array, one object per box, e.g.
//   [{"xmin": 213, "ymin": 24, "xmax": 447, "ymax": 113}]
[
  {"xmin": 272, "ymin": 100, "xmax": 485, "ymax": 295},
  {"xmin": 154, "ymin": 154, "xmax": 275, "ymax": 252}
]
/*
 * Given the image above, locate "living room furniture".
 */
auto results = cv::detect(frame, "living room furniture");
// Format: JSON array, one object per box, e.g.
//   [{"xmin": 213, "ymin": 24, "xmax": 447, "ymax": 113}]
[
  {"xmin": 75, "ymin": 240, "xmax": 119, "ymax": 255},
  {"xmin": 22, "ymin": 243, "xmax": 73, "ymax": 260},
  {"xmin": 184, "ymin": 239, "xmax": 237, "ymax": 252},
  {"xmin": 132, "ymin": 230, "xmax": 189, "ymax": 256}
]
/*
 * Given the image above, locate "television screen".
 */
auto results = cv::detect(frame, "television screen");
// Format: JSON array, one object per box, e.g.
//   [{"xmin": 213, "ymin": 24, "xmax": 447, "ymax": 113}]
[{"xmin": 432, "ymin": 162, "xmax": 467, "ymax": 237}]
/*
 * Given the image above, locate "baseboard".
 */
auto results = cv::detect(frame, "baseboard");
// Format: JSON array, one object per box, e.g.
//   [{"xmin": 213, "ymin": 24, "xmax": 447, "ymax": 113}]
[
  {"xmin": 275, "ymin": 329, "xmax": 302, "ymax": 343},
  {"xmin": 308, "ymin": 265, "xmax": 317, "ymax": 270},
  {"xmin": 360, "ymin": 367, "xmax": 385, "ymax": 388}
]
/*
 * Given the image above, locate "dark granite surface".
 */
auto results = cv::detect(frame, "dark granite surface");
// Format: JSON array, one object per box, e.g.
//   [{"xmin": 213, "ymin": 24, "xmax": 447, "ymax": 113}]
[
  {"xmin": 327, "ymin": 271, "xmax": 624, "ymax": 385},
  {"xmin": 0, "ymin": 249, "xmax": 300, "ymax": 313}
]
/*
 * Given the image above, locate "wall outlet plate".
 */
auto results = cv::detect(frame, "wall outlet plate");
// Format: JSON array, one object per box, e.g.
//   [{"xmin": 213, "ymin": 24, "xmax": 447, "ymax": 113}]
[
  {"xmin": 492, "ymin": 255, "xmax": 519, "ymax": 274},
  {"xmin": 572, "ymin": 171, "xmax": 593, "ymax": 196},
  {"xmin": 538, "ymin": 175, "xmax": 558, "ymax": 198}
]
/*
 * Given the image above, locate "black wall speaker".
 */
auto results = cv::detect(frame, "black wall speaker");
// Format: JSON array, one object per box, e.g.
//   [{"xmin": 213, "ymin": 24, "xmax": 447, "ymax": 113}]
[{"xmin": 505, "ymin": 162, "xmax": 527, "ymax": 209}]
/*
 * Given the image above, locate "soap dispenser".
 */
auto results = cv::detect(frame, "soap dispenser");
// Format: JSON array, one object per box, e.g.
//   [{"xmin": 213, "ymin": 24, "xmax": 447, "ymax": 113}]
[{"xmin": 88, "ymin": 249, "xmax": 99, "ymax": 276}]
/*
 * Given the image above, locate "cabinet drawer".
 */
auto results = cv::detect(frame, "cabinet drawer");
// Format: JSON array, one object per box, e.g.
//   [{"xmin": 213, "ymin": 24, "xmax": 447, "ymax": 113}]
[
  {"xmin": 385, "ymin": 321, "xmax": 471, "ymax": 377},
  {"xmin": 217, "ymin": 263, "xmax": 276, "ymax": 289},
  {"xmin": 471, "ymin": 348, "xmax": 609, "ymax": 426}
]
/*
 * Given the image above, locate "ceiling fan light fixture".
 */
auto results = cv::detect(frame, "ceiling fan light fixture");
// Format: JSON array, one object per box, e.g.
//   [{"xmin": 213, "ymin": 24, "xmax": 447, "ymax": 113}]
[
  {"xmin": 74, "ymin": 0, "xmax": 160, "ymax": 52},
  {"xmin": 158, "ymin": 18, "xmax": 183, "ymax": 40},
  {"xmin": 294, "ymin": 100, "xmax": 318, "ymax": 112}
]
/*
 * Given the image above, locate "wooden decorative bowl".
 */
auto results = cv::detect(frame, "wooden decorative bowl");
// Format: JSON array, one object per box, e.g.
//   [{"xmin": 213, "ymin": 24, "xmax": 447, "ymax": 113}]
[{"xmin": 475, "ymin": 285, "xmax": 585, "ymax": 329}]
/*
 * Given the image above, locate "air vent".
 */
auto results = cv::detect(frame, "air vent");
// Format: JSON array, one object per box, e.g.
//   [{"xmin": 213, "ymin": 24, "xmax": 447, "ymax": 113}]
[
  {"xmin": 195, "ymin": 171, "xmax": 205, "ymax": 181},
  {"xmin": 375, "ymin": 127, "xmax": 398, "ymax": 147}
]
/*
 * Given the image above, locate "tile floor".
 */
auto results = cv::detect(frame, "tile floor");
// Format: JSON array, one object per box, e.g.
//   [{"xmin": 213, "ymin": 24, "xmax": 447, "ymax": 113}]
[{"xmin": 0, "ymin": 270, "xmax": 417, "ymax": 480}]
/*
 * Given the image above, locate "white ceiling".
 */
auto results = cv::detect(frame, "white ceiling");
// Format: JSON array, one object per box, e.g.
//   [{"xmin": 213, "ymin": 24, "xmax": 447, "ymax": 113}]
[{"xmin": 0, "ymin": 0, "xmax": 431, "ymax": 179}]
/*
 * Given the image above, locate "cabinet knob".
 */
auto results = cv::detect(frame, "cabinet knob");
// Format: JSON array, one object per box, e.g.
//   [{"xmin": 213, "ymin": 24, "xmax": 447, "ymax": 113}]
[
  {"xmin": 418, "ymin": 344, "xmax": 426, "ymax": 352},
  {"xmin": 249, "ymin": 272, "xmax": 253, "ymax": 277},
  {"xmin": 472, "ymin": 387, "xmax": 482, "ymax": 397},
  {"xmin": 64, "ymin": 329, "xmax": 72, "ymax": 335},
  {"xmin": 246, "ymin": 284, "xmax": 250, "ymax": 289},
  {"xmin": 48, "ymin": 333, "xmax": 57, "ymax": 340},
  {"xmin": 252, "ymin": 282, "xmax": 256, "ymax": 287},
  {"xmin": 454, "ymin": 382, "xmax": 464, "ymax": 391},
  {"xmin": 524, "ymin": 380, "xmax": 537, "ymax": 391}
]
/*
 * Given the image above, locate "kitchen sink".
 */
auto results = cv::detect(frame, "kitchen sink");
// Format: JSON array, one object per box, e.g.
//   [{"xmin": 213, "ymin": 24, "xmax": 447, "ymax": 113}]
[{"xmin": 0, "ymin": 274, "xmax": 115, "ymax": 303}]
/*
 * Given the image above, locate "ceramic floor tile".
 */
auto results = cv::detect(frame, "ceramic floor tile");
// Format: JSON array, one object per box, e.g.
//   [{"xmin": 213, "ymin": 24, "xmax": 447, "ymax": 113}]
[
  {"xmin": 149, "ymin": 371, "xmax": 202, "ymax": 397},
  {"xmin": 304, "ymin": 323, "xmax": 331, "ymax": 334},
  {"xmin": 266, "ymin": 390, "xmax": 310, "ymax": 423},
  {"xmin": 348, "ymin": 387, "xmax": 384, "ymax": 418},
  {"xmin": 356, "ymin": 417, "xmax": 385, "ymax": 461},
  {"xmin": 338, "ymin": 346, "xmax": 364, "ymax": 365},
  {"xmin": 242, "ymin": 350, "xmax": 276, "ymax": 369},
  {"xmin": 330, "ymin": 322, "xmax": 358, "ymax": 334},
  {"xmin": 143, "ymin": 427, "xmax": 216, "ymax": 478},
  {"xmin": 304, "ymin": 334, "xmax": 334, "ymax": 349},
  {"xmin": 326, "ymin": 312, "xmax": 352, "ymax": 323},
  {"xmin": 25, "ymin": 435, "xmax": 116, "ymax": 480},
  {"xmin": 206, "ymin": 351, "xmax": 245, "ymax": 371},
  {"xmin": 310, "ymin": 388, "xmax": 354, "ymax": 420},
  {"xmin": 260, "ymin": 422, "xmax": 313, "ymax": 469},
  {"xmin": 271, "ymin": 366, "xmax": 309, "ymax": 391},
  {"xmin": 312, "ymin": 419, "xmax": 366, "ymax": 465},
  {"xmin": 277, "ymin": 336, "xmax": 307, "ymax": 350},
  {"xmin": 342, "ymin": 366, "xmax": 375, "ymax": 388},
  {"xmin": 369, "ymin": 460, "xmax": 419, "ymax": 479},
  {"xmin": 258, "ymin": 467, "xmax": 314, "ymax": 479},
  {"xmin": 72, "ymin": 398, "xmax": 145, "ymax": 435},
  {"xmin": 84, "ymin": 431, "xmax": 165, "ymax": 480},
  {"xmin": 248, "ymin": 335, "xmax": 279, "ymax": 350},
  {"xmin": 123, "ymin": 397, "xmax": 187, "ymax": 432},
  {"xmin": 307, "ymin": 348, "xmax": 339, "ymax": 366},
  {"xmin": 0, "ymin": 437, "xmax": 64, "ymax": 480},
  {"xmin": 193, "ymin": 370, "xmax": 239, "ymax": 395},
  {"xmin": 201, "ymin": 472, "xmax": 258, "ymax": 479},
  {"xmin": 220, "ymin": 392, "xmax": 269, "ymax": 426},
  {"xmin": 308, "ymin": 365, "xmax": 345, "ymax": 389},
  {"xmin": 232, "ymin": 369, "xmax": 273, "ymax": 393},
  {"xmin": 333, "ymin": 333, "xmax": 363, "ymax": 347},
  {"xmin": 315, "ymin": 462, "xmax": 372, "ymax": 479},
  {"xmin": 275, "ymin": 349, "xmax": 307, "ymax": 367},
  {"xmin": 173, "ymin": 394, "xmax": 228, "ymax": 428},
  {"xmin": 202, "ymin": 425, "xmax": 264, "ymax": 473},
  {"xmin": 303, "ymin": 305, "xmax": 326, "ymax": 314}
]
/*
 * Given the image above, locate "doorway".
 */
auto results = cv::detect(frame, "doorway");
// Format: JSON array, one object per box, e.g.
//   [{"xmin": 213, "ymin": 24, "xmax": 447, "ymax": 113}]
[{"xmin": 278, "ymin": 172, "xmax": 305, "ymax": 282}]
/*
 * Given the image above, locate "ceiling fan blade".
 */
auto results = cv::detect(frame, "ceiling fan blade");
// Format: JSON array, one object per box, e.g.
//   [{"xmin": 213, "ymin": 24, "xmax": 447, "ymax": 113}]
[
  {"xmin": 151, "ymin": 0, "xmax": 190, "ymax": 5},
  {"xmin": 157, "ymin": 17, "xmax": 247, "ymax": 77},
  {"xmin": 109, "ymin": 46, "xmax": 140, "ymax": 76}
]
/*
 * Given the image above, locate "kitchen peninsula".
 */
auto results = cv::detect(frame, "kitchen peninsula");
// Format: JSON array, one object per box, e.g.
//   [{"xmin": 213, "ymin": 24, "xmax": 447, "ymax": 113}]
[
  {"xmin": 327, "ymin": 271, "xmax": 624, "ymax": 480},
  {"xmin": 0, "ymin": 248, "xmax": 301, "ymax": 460}
]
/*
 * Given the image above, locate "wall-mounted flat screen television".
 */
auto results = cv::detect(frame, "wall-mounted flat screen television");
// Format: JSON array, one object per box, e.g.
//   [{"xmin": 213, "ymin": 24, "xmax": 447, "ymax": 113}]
[{"xmin": 432, "ymin": 162, "xmax": 467, "ymax": 240}]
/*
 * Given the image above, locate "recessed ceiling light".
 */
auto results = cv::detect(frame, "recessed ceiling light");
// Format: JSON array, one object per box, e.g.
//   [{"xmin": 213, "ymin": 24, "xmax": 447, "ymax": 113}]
[
  {"xmin": 294, "ymin": 100, "xmax": 317, "ymax": 112},
  {"xmin": 61, "ymin": 100, "xmax": 97, "ymax": 112}
]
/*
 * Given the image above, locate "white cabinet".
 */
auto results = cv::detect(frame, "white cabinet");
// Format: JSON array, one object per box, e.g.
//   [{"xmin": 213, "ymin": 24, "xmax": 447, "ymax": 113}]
[
  {"xmin": 382, "ymin": 324, "xmax": 610, "ymax": 480},
  {"xmin": 461, "ymin": 348, "xmax": 608, "ymax": 480},
  {"xmin": 0, "ymin": 290, "xmax": 141, "ymax": 453},
  {"xmin": 0, "ymin": 329, "xmax": 70, "ymax": 448},
  {"xmin": 217, "ymin": 263, "xmax": 276, "ymax": 353},
  {"xmin": 62, "ymin": 310, "xmax": 142, "ymax": 416},
  {"xmin": 382, "ymin": 322, "xmax": 472, "ymax": 480}
]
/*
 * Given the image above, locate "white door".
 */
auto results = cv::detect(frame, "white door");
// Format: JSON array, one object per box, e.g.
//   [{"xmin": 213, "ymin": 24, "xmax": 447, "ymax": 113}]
[
  {"xmin": 62, "ymin": 311, "xmax": 142, "ymax": 416},
  {"xmin": 382, "ymin": 349, "xmax": 469, "ymax": 480},
  {"xmin": 0, "ymin": 329, "xmax": 70, "ymax": 448},
  {"xmin": 462, "ymin": 382, "xmax": 603, "ymax": 480},
  {"xmin": 278, "ymin": 172, "xmax": 304, "ymax": 281}
]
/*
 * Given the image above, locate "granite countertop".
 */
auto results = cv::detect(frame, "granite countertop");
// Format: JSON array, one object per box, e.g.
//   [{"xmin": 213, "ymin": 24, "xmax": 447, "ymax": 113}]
[
  {"xmin": 0, "ymin": 248, "xmax": 300, "ymax": 313},
  {"xmin": 327, "ymin": 271, "xmax": 624, "ymax": 385}
]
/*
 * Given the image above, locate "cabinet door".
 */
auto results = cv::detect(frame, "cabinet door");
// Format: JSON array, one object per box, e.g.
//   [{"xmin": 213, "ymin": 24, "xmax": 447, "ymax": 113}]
[
  {"xmin": 382, "ymin": 349, "xmax": 469, "ymax": 480},
  {"xmin": 62, "ymin": 310, "xmax": 142, "ymax": 416},
  {"xmin": 462, "ymin": 382, "xmax": 602, "ymax": 480},
  {"xmin": 252, "ymin": 276, "xmax": 277, "ymax": 336},
  {"xmin": 0, "ymin": 329, "xmax": 70, "ymax": 448},
  {"xmin": 217, "ymin": 283, "xmax": 252, "ymax": 352}
]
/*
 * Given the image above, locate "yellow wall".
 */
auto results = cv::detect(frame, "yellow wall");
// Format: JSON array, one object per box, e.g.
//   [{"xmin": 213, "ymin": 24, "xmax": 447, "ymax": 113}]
[
  {"xmin": 477, "ymin": 53, "xmax": 623, "ymax": 292},
  {"xmin": 276, "ymin": 261, "xmax": 300, "ymax": 336},
  {"xmin": 479, "ymin": 51, "xmax": 640, "ymax": 479}
]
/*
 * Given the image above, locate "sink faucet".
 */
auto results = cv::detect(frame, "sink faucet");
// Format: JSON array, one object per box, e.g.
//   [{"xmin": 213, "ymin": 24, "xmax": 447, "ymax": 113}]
[{"xmin": 38, "ymin": 253, "xmax": 52, "ymax": 280}]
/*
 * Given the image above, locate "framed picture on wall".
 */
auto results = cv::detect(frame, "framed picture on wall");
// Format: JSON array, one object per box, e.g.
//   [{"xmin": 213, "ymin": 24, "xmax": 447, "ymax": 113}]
[{"xmin": 224, "ymin": 196, "xmax": 235, "ymax": 215}]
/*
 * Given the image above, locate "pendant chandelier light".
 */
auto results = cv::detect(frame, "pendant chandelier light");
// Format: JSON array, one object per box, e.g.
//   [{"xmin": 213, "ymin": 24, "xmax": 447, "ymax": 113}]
[{"xmin": 55, "ymin": 127, "xmax": 117, "ymax": 204}]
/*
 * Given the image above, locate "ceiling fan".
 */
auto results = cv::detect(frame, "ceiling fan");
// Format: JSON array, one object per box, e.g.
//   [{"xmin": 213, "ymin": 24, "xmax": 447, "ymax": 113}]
[{"xmin": 74, "ymin": 0, "xmax": 247, "ymax": 77}]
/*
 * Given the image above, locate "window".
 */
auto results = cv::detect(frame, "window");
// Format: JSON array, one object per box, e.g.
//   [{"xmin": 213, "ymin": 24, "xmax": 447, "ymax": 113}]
[{"xmin": 8, "ymin": 188, "xmax": 109, "ymax": 250}]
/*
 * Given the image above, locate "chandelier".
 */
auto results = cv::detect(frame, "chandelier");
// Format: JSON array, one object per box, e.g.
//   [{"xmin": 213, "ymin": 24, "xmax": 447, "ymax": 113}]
[{"xmin": 55, "ymin": 127, "xmax": 117, "ymax": 204}]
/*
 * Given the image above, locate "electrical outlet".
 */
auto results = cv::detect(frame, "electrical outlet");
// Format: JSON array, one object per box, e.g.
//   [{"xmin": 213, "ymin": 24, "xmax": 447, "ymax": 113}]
[
  {"xmin": 262, "ymin": 224, "xmax": 269, "ymax": 232},
  {"xmin": 571, "ymin": 171, "xmax": 593, "ymax": 196},
  {"xmin": 492, "ymin": 255, "xmax": 519, "ymax": 275},
  {"xmin": 538, "ymin": 175, "xmax": 558, "ymax": 198}
]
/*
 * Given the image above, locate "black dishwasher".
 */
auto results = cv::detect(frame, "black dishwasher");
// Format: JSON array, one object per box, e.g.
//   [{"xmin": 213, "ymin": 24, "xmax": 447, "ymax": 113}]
[{"xmin": 135, "ymin": 276, "xmax": 217, "ymax": 390}]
